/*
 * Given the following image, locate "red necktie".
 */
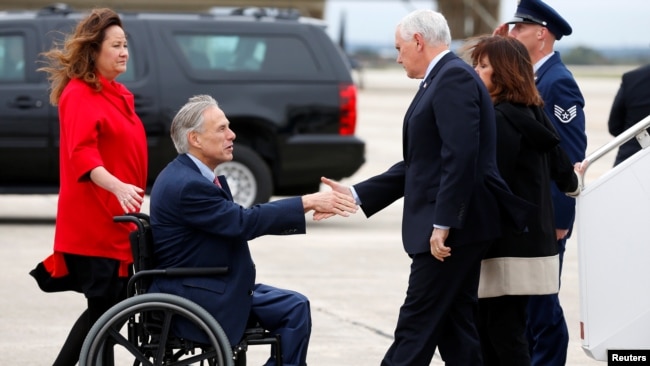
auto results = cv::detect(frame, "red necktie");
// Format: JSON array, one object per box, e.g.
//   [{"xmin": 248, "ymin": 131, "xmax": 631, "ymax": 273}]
[{"xmin": 213, "ymin": 177, "xmax": 222, "ymax": 188}]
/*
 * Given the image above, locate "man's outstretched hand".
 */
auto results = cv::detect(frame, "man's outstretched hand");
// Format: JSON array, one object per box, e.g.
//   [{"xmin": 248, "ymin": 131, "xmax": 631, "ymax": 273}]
[
  {"xmin": 302, "ymin": 176, "xmax": 357, "ymax": 220},
  {"xmin": 310, "ymin": 176, "xmax": 357, "ymax": 220}
]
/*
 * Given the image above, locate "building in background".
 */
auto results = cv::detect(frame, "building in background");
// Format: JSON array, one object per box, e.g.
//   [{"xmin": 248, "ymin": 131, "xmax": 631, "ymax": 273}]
[
  {"xmin": 0, "ymin": 0, "xmax": 325, "ymax": 16},
  {"xmin": 438, "ymin": 0, "xmax": 500, "ymax": 38},
  {"xmin": 0, "ymin": 1, "xmax": 501, "ymax": 38}
]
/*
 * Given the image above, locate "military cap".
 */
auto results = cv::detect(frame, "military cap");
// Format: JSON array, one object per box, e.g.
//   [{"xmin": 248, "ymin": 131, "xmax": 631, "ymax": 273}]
[{"xmin": 506, "ymin": 0, "xmax": 572, "ymax": 40}]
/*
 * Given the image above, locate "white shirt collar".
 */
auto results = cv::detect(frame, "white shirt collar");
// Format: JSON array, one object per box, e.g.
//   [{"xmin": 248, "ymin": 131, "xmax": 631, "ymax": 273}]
[
  {"xmin": 186, "ymin": 153, "xmax": 216, "ymax": 182},
  {"xmin": 533, "ymin": 51, "xmax": 555, "ymax": 74},
  {"xmin": 422, "ymin": 49, "xmax": 451, "ymax": 82}
]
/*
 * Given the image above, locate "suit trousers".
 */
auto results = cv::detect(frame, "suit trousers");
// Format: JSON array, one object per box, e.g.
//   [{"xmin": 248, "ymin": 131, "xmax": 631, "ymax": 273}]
[
  {"xmin": 381, "ymin": 240, "xmax": 492, "ymax": 366},
  {"xmin": 250, "ymin": 283, "xmax": 312, "ymax": 366},
  {"xmin": 526, "ymin": 237, "xmax": 569, "ymax": 366},
  {"xmin": 479, "ymin": 295, "xmax": 531, "ymax": 366}
]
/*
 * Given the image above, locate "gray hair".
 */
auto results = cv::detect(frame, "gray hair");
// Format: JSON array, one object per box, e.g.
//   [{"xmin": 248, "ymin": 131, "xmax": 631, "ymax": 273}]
[
  {"xmin": 170, "ymin": 95, "xmax": 219, "ymax": 153},
  {"xmin": 397, "ymin": 9, "xmax": 451, "ymax": 47}
]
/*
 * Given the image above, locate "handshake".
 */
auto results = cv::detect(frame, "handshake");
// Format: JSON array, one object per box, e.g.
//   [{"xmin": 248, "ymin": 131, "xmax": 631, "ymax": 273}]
[{"xmin": 301, "ymin": 177, "xmax": 358, "ymax": 220}]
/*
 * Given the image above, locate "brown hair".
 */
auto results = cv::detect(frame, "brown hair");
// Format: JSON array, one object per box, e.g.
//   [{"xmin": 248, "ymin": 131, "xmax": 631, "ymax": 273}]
[
  {"xmin": 38, "ymin": 8, "xmax": 123, "ymax": 105},
  {"xmin": 464, "ymin": 35, "xmax": 543, "ymax": 106}
]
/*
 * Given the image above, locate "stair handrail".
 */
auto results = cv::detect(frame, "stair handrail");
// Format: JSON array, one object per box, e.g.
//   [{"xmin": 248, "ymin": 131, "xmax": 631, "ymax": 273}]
[{"xmin": 579, "ymin": 114, "xmax": 650, "ymax": 188}]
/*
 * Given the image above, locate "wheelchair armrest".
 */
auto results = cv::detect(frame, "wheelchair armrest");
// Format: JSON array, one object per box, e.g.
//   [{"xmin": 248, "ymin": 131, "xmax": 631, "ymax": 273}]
[{"xmin": 243, "ymin": 326, "xmax": 267, "ymax": 338}]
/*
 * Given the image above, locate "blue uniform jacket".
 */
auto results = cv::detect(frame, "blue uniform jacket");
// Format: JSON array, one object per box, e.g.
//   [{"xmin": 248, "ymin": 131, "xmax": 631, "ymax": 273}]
[
  {"xmin": 148, "ymin": 153, "xmax": 306, "ymax": 345},
  {"xmin": 536, "ymin": 52, "xmax": 587, "ymax": 231}
]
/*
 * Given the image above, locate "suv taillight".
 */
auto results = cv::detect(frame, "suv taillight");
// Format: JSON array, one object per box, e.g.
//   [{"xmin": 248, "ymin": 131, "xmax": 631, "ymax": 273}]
[{"xmin": 339, "ymin": 83, "xmax": 357, "ymax": 135}]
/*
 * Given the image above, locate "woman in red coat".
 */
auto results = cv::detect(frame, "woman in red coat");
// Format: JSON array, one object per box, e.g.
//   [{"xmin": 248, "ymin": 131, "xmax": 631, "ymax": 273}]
[{"xmin": 30, "ymin": 8, "xmax": 147, "ymax": 366}]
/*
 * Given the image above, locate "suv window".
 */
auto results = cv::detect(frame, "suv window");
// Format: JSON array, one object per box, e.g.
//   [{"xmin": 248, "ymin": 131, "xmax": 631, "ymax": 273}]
[
  {"xmin": 0, "ymin": 34, "xmax": 26, "ymax": 82},
  {"xmin": 174, "ymin": 33, "xmax": 318, "ymax": 75}
]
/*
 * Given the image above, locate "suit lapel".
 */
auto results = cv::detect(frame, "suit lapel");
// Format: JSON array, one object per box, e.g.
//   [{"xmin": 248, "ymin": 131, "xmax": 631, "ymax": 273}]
[
  {"xmin": 178, "ymin": 154, "xmax": 235, "ymax": 202},
  {"xmin": 404, "ymin": 81, "xmax": 428, "ymax": 122},
  {"xmin": 218, "ymin": 176, "xmax": 235, "ymax": 202},
  {"xmin": 402, "ymin": 52, "xmax": 457, "ymax": 160},
  {"xmin": 403, "ymin": 83, "xmax": 427, "ymax": 159}
]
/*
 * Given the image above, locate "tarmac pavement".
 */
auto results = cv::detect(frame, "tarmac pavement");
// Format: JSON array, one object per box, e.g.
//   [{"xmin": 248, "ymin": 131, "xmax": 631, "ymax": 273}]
[{"xmin": 0, "ymin": 66, "xmax": 627, "ymax": 365}]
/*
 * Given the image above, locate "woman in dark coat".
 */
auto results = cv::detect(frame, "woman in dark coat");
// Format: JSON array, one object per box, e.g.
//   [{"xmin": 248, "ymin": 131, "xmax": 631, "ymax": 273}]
[{"xmin": 466, "ymin": 35, "xmax": 581, "ymax": 365}]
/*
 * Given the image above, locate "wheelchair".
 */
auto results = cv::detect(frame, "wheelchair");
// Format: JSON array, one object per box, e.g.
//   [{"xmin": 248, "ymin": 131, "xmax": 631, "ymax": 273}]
[{"xmin": 79, "ymin": 213, "xmax": 283, "ymax": 366}]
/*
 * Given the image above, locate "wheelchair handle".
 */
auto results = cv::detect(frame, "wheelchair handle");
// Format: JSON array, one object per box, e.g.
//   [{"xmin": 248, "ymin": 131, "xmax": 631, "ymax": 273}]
[{"xmin": 114, "ymin": 213, "xmax": 150, "ymax": 232}]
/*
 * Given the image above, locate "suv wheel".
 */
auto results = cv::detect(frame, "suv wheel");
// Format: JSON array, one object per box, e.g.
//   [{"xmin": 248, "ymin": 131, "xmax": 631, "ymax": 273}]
[{"xmin": 215, "ymin": 145, "xmax": 272, "ymax": 208}]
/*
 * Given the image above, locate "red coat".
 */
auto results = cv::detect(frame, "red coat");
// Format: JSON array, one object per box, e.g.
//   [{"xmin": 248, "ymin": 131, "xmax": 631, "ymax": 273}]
[{"xmin": 47, "ymin": 76, "xmax": 147, "ymax": 277}]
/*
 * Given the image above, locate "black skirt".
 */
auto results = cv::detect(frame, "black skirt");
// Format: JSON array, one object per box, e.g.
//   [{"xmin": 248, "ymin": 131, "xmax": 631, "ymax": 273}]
[{"xmin": 30, "ymin": 253, "xmax": 131, "ymax": 299}]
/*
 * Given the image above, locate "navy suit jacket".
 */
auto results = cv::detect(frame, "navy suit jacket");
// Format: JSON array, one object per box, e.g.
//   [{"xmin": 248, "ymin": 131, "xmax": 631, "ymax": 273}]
[
  {"xmin": 608, "ymin": 64, "xmax": 650, "ymax": 165},
  {"xmin": 354, "ymin": 52, "xmax": 531, "ymax": 255},
  {"xmin": 148, "ymin": 153, "xmax": 306, "ymax": 345}
]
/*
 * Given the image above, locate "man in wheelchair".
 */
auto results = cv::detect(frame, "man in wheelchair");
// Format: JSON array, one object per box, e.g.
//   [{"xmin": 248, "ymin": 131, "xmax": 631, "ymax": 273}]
[{"xmin": 147, "ymin": 95, "xmax": 358, "ymax": 366}]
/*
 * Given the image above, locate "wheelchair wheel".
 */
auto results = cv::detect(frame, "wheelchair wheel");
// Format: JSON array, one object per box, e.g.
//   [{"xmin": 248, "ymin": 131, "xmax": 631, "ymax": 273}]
[{"xmin": 79, "ymin": 293, "xmax": 234, "ymax": 366}]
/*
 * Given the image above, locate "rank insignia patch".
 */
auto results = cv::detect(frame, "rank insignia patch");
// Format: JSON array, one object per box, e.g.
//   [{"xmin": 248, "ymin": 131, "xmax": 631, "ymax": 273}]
[{"xmin": 554, "ymin": 105, "xmax": 577, "ymax": 123}]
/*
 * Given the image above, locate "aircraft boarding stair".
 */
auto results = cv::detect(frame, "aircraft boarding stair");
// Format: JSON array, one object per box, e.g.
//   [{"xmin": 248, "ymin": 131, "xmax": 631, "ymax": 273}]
[{"xmin": 577, "ymin": 115, "xmax": 650, "ymax": 360}]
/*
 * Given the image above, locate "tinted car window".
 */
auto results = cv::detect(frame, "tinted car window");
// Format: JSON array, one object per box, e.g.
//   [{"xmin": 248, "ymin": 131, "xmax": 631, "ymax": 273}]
[
  {"xmin": 173, "ymin": 33, "xmax": 318, "ymax": 75},
  {"xmin": 0, "ymin": 35, "xmax": 26, "ymax": 82}
]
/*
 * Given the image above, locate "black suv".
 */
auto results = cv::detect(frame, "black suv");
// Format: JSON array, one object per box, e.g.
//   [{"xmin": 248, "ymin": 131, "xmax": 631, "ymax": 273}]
[{"xmin": 0, "ymin": 4, "xmax": 365, "ymax": 207}]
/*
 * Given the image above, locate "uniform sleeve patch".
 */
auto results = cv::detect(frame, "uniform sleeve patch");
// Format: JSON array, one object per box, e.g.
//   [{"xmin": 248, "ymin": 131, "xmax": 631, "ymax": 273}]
[{"xmin": 554, "ymin": 105, "xmax": 577, "ymax": 123}]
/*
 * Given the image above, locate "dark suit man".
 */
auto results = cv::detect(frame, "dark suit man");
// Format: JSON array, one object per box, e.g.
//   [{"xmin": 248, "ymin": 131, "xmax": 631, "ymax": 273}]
[
  {"xmin": 322, "ymin": 9, "xmax": 531, "ymax": 366},
  {"xmin": 608, "ymin": 64, "xmax": 650, "ymax": 166},
  {"xmin": 148, "ymin": 95, "xmax": 357, "ymax": 366}
]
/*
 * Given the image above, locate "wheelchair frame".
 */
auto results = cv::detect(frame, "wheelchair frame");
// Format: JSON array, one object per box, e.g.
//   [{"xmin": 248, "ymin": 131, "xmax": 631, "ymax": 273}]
[{"xmin": 79, "ymin": 213, "xmax": 283, "ymax": 366}]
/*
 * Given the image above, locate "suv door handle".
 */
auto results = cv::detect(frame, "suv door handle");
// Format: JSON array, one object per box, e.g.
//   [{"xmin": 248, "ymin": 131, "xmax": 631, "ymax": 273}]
[{"xmin": 7, "ymin": 97, "xmax": 44, "ymax": 109}]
